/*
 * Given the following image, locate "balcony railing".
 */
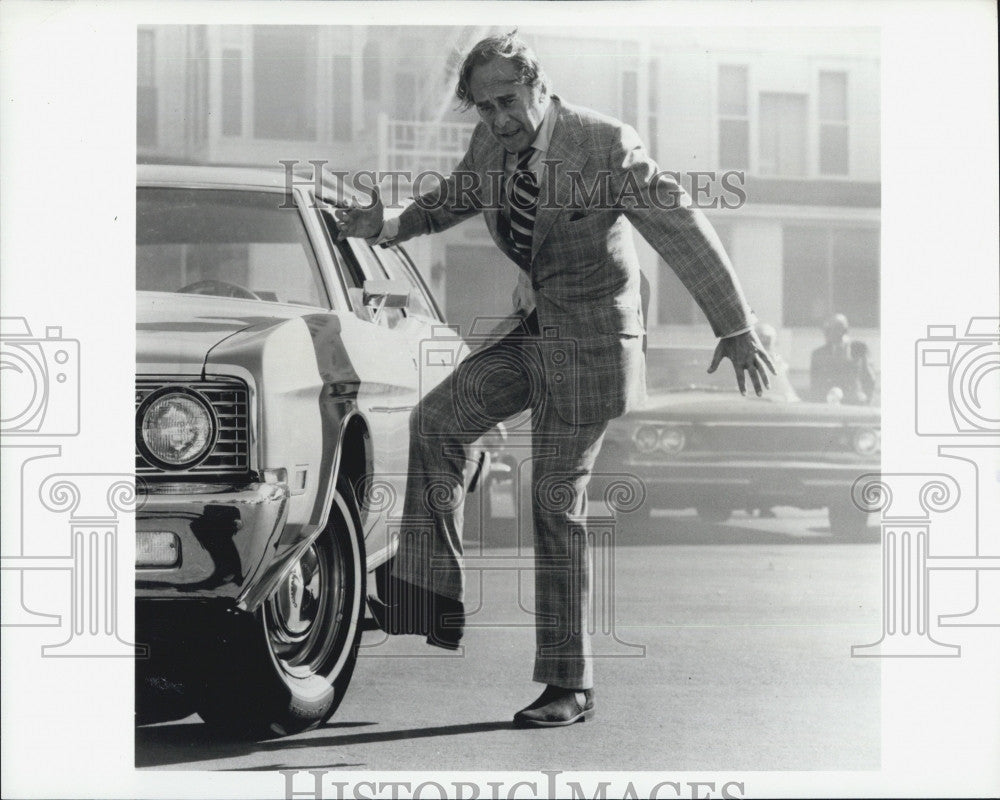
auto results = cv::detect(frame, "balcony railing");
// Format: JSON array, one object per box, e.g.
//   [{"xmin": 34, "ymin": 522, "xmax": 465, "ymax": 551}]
[{"xmin": 377, "ymin": 114, "xmax": 476, "ymax": 178}]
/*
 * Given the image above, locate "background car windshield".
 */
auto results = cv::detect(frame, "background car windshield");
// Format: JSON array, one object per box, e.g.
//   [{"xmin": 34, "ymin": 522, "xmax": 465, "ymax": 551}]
[{"xmin": 137, "ymin": 188, "xmax": 327, "ymax": 307}]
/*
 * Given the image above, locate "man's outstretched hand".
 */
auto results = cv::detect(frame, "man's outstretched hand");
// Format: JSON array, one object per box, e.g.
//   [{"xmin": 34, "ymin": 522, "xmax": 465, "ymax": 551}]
[
  {"xmin": 708, "ymin": 329, "xmax": 777, "ymax": 397},
  {"xmin": 333, "ymin": 188, "xmax": 385, "ymax": 240}
]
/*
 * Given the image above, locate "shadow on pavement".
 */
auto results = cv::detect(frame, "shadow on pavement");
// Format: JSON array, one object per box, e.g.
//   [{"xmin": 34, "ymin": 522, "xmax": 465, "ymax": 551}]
[
  {"xmin": 136, "ymin": 719, "xmax": 375, "ymax": 768},
  {"xmin": 474, "ymin": 514, "xmax": 879, "ymax": 548},
  {"xmin": 136, "ymin": 719, "xmax": 512, "ymax": 769}
]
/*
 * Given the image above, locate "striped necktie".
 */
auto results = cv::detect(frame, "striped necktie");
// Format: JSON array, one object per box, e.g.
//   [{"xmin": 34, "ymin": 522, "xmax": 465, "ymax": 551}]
[{"xmin": 507, "ymin": 149, "xmax": 539, "ymax": 265}]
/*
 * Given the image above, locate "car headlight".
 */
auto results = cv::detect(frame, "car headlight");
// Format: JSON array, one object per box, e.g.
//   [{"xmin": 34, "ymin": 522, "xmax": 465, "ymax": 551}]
[
  {"xmin": 634, "ymin": 425, "xmax": 660, "ymax": 453},
  {"xmin": 137, "ymin": 388, "xmax": 217, "ymax": 469},
  {"xmin": 853, "ymin": 427, "xmax": 881, "ymax": 456},
  {"xmin": 659, "ymin": 426, "xmax": 686, "ymax": 455}
]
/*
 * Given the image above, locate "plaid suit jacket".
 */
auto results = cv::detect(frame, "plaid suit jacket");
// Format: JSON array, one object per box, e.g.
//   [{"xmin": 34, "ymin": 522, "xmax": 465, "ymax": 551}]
[{"xmin": 393, "ymin": 97, "xmax": 756, "ymax": 424}]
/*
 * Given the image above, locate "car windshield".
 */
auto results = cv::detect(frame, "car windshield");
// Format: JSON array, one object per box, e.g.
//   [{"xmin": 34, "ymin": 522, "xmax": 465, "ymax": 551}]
[
  {"xmin": 646, "ymin": 347, "xmax": 799, "ymax": 401},
  {"xmin": 137, "ymin": 187, "xmax": 328, "ymax": 307}
]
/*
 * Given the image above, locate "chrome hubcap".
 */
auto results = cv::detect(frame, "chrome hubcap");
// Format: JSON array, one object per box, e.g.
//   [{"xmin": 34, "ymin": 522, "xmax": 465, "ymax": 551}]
[
  {"xmin": 265, "ymin": 532, "xmax": 347, "ymax": 674},
  {"xmin": 274, "ymin": 548, "xmax": 321, "ymax": 639}
]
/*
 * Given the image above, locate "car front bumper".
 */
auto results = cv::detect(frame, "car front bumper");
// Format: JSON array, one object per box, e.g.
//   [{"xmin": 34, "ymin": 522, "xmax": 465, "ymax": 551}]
[{"xmin": 136, "ymin": 479, "xmax": 289, "ymax": 604}]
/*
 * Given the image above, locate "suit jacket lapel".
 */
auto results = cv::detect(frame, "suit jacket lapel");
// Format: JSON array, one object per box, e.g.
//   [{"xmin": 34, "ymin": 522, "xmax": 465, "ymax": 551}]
[
  {"xmin": 531, "ymin": 99, "xmax": 588, "ymax": 262},
  {"xmin": 475, "ymin": 128, "xmax": 505, "ymax": 242}
]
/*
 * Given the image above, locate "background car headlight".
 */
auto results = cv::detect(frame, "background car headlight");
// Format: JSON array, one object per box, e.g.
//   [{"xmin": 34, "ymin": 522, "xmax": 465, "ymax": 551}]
[
  {"xmin": 659, "ymin": 426, "xmax": 686, "ymax": 455},
  {"xmin": 138, "ymin": 389, "xmax": 217, "ymax": 468},
  {"xmin": 852, "ymin": 427, "xmax": 881, "ymax": 456},
  {"xmin": 634, "ymin": 425, "xmax": 660, "ymax": 453}
]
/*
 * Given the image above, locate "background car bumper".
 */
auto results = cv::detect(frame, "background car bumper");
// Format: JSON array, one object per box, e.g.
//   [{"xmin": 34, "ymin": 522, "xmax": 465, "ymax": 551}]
[{"xmin": 607, "ymin": 459, "xmax": 876, "ymax": 509}]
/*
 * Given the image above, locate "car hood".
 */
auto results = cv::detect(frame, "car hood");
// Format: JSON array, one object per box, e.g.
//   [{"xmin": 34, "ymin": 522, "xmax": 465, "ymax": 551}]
[
  {"xmin": 628, "ymin": 390, "xmax": 880, "ymax": 424},
  {"xmin": 136, "ymin": 291, "xmax": 309, "ymax": 370}
]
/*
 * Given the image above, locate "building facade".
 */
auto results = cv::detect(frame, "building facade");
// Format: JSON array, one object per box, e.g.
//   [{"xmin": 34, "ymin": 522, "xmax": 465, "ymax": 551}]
[{"xmin": 138, "ymin": 25, "xmax": 880, "ymax": 386}]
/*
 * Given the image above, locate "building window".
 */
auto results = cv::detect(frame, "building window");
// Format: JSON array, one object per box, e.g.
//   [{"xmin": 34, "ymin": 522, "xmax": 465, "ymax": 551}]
[
  {"xmin": 137, "ymin": 30, "xmax": 157, "ymax": 146},
  {"xmin": 759, "ymin": 93, "xmax": 807, "ymax": 176},
  {"xmin": 253, "ymin": 26, "xmax": 318, "ymax": 141},
  {"xmin": 222, "ymin": 49, "xmax": 243, "ymax": 136},
  {"xmin": 621, "ymin": 69, "xmax": 638, "ymax": 129},
  {"xmin": 187, "ymin": 26, "xmax": 209, "ymax": 148},
  {"xmin": 718, "ymin": 65, "xmax": 748, "ymax": 170},
  {"xmin": 658, "ymin": 224, "xmax": 734, "ymax": 325},
  {"xmin": 782, "ymin": 225, "xmax": 879, "ymax": 328},
  {"xmin": 332, "ymin": 55, "xmax": 353, "ymax": 141},
  {"xmin": 819, "ymin": 71, "xmax": 849, "ymax": 175},
  {"xmin": 362, "ymin": 40, "xmax": 381, "ymax": 103},
  {"xmin": 648, "ymin": 59, "xmax": 660, "ymax": 160},
  {"xmin": 395, "ymin": 72, "xmax": 417, "ymax": 121}
]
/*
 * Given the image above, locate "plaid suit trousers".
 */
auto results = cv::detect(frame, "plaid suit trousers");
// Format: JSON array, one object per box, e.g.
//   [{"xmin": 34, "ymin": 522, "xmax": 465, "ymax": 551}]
[{"xmin": 393, "ymin": 313, "xmax": 608, "ymax": 689}]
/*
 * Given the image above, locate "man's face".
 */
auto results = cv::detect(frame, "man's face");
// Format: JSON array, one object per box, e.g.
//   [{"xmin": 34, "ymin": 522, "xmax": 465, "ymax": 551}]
[{"xmin": 469, "ymin": 57, "xmax": 548, "ymax": 154}]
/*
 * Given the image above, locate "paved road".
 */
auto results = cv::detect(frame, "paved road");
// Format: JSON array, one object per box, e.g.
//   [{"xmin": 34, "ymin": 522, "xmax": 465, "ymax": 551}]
[{"xmin": 137, "ymin": 508, "xmax": 882, "ymax": 772}]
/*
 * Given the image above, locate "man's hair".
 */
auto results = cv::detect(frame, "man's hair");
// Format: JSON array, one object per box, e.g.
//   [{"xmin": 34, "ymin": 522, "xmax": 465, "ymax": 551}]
[{"xmin": 455, "ymin": 30, "xmax": 549, "ymax": 111}]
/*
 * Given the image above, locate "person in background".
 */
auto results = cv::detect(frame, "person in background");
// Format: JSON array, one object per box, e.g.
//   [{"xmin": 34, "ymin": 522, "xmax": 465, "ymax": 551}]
[{"xmin": 809, "ymin": 313, "xmax": 876, "ymax": 405}]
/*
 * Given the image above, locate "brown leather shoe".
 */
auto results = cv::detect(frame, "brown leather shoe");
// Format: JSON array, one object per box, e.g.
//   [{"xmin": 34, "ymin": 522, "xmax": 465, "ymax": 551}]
[{"xmin": 513, "ymin": 685, "xmax": 595, "ymax": 728}]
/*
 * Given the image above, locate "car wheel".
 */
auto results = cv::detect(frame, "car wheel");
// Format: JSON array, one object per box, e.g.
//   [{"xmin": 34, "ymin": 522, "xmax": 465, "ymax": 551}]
[
  {"xmin": 696, "ymin": 505, "xmax": 732, "ymax": 524},
  {"xmin": 196, "ymin": 479, "xmax": 365, "ymax": 737},
  {"xmin": 828, "ymin": 499, "xmax": 874, "ymax": 540}
]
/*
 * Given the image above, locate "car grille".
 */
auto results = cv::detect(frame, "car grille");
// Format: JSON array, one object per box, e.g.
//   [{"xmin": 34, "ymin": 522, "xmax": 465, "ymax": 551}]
[
  {"xmin": 693, "ymin": 424, "xmax": 855, "ymax": 456},
  {"xmin": 136, "ymin": 378, "xmax": 251, "ymax": 476}
]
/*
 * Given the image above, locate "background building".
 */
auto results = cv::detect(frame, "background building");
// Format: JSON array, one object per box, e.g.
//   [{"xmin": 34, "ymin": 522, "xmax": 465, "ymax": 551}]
[{"xmin": 138, "ymin": 24, "xmax": 880, "ymax": 390}]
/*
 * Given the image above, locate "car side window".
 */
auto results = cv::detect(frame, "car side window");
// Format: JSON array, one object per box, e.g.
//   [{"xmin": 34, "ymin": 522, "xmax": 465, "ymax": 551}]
[
  {"xmin": 344, "ymin": 240, "xmax": 405, "ymax": 329},
  {"xmin": 374, "ymin": 245, "xmax": 441, "ymax": 321},
  {"xmin": 318, "ymin": 209, "xmax": 404, "ymax": 328}
]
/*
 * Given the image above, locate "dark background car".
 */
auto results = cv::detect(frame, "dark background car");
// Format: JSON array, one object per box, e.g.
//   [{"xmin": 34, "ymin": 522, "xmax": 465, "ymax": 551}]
[{"xmin": 588, "ymin": 346, "xmax": 880, "ymax": 538}]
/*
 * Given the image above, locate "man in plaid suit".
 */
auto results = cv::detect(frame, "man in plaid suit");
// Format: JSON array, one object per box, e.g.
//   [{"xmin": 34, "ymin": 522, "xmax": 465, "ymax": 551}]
[{"xmin": 336, "ymin": 32, "xmax": 774, "ymax": 727}]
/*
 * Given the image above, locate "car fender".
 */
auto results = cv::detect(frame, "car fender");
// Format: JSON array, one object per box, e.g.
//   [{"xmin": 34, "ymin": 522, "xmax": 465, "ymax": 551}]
[{"xmin": 204, "ymin": 312, "xmax": 363, "ymax": 609}]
